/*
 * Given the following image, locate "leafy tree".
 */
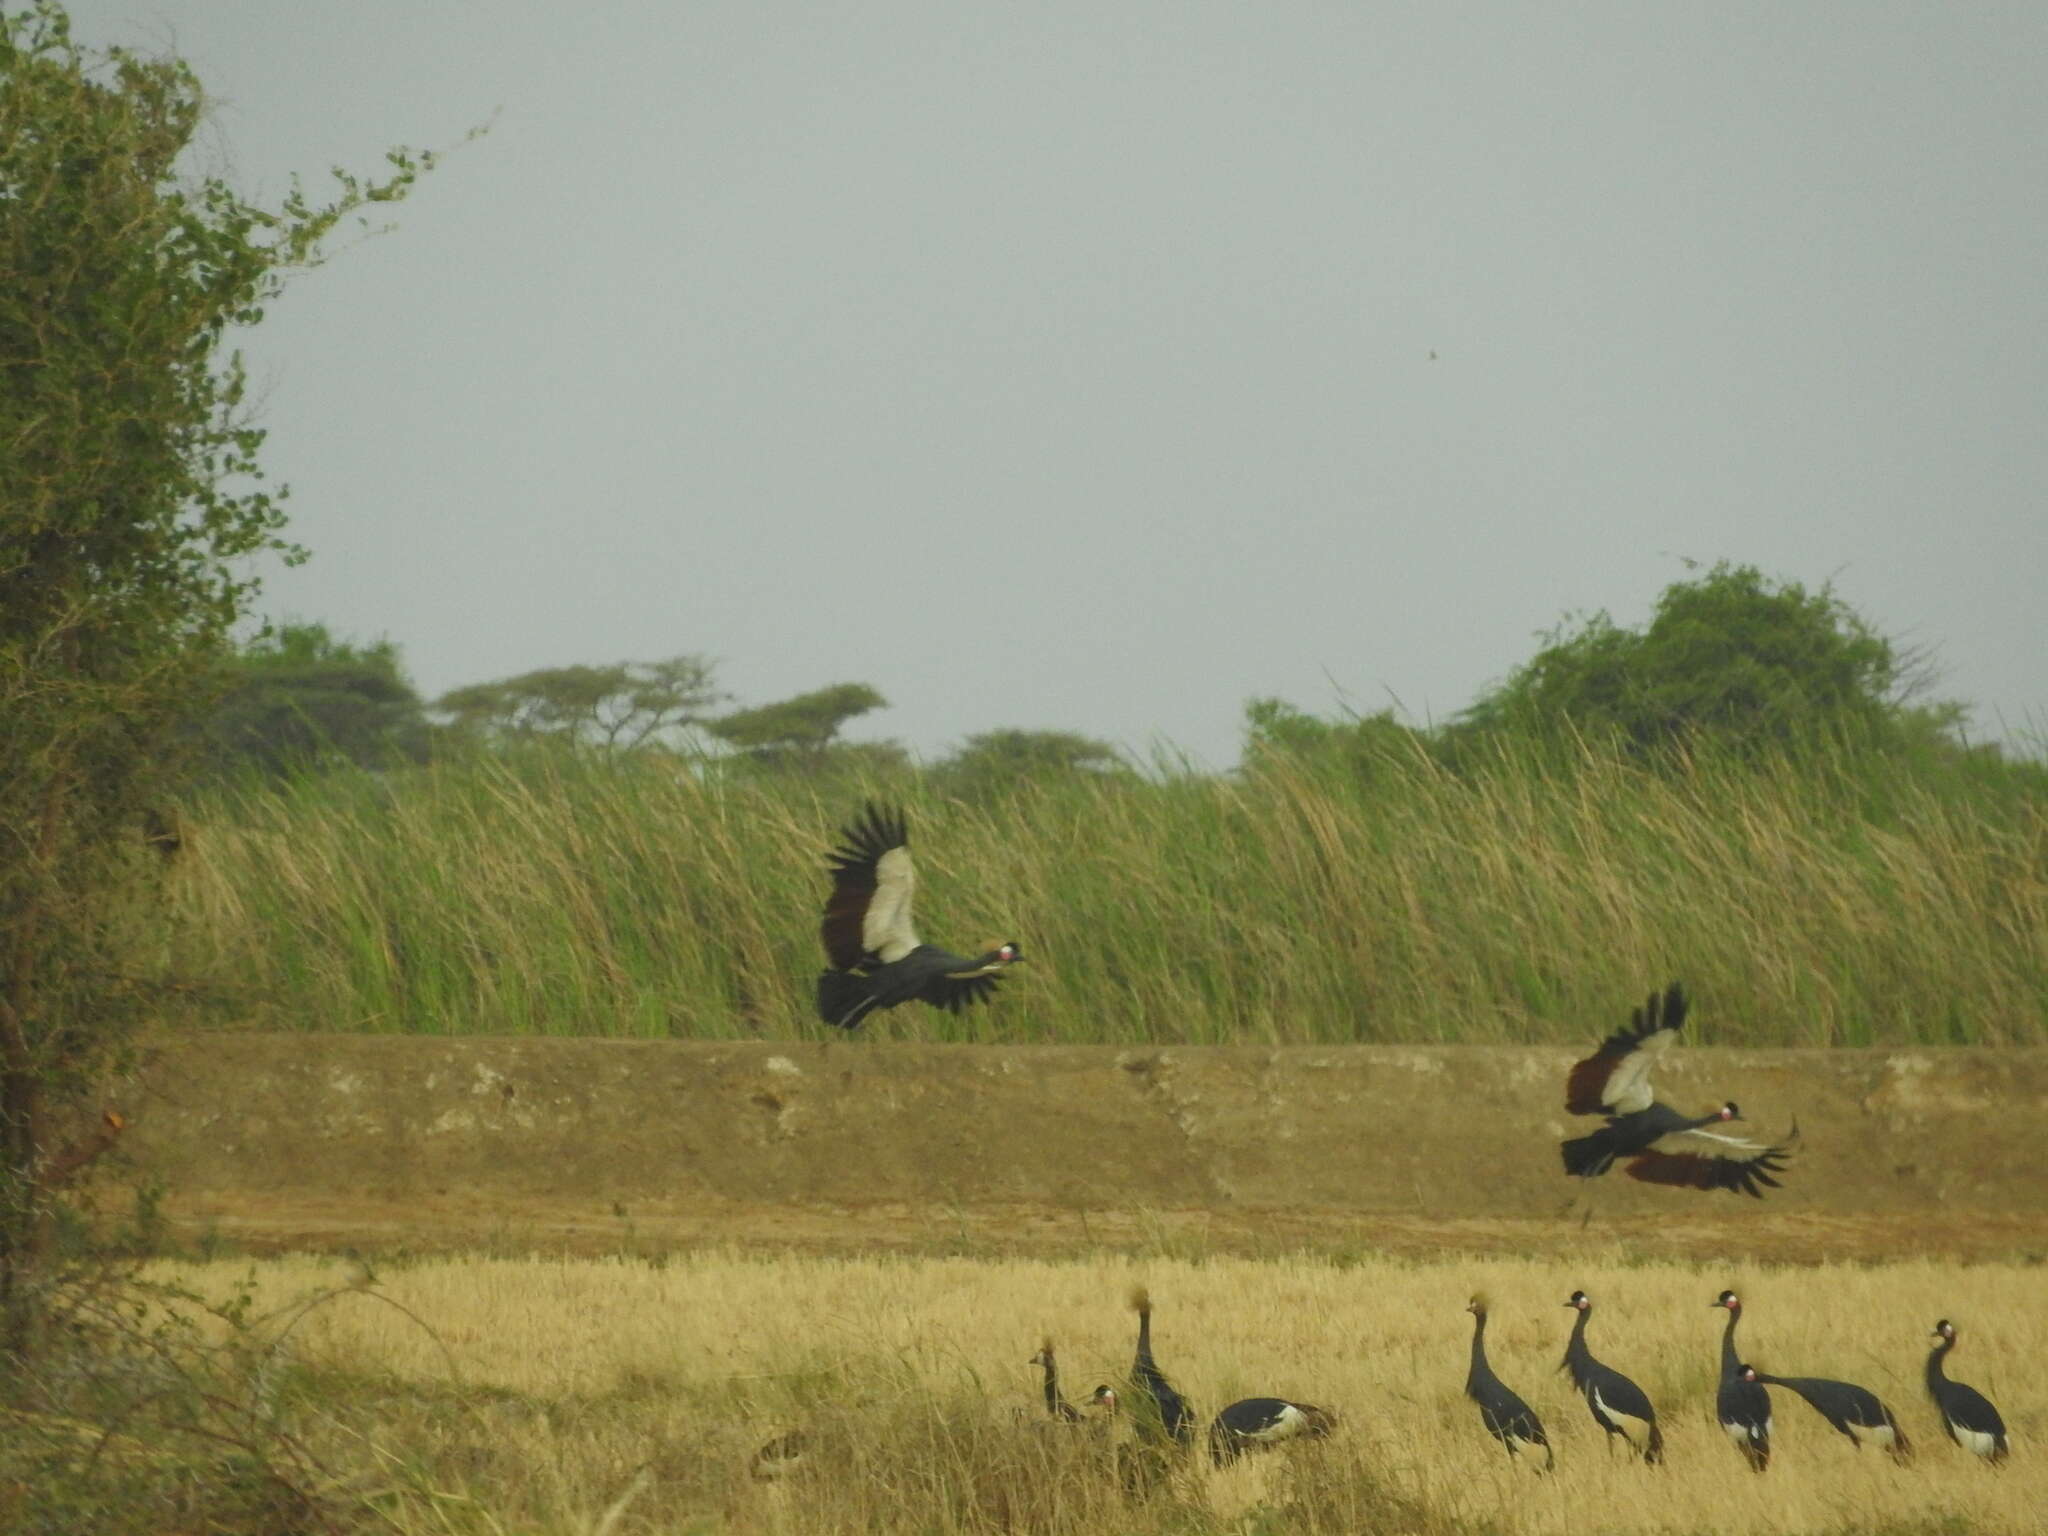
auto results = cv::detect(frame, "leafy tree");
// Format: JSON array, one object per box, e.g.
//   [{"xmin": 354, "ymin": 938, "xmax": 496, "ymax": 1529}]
[
  {"xmin": 931, "ymin": 727, "xmax": 1127, "ymax": 800},
  {"xmin": 434, "ymin": 655, "xmax": 724, "ymax": 754},
  {"xmin": 1243, "ymin": 698, "xmax": 1425, "ymax": 758},
  {"xmin": 1459, "ymin": 563, "xmax": 1922, "ymax": 757},
  {"xmin": 0, "ymin": 2, "xmax": 434, "ymax": 1362},
  {"xmin": 193, "ymin": 622, "xmax": 432, "ymax": 776},
  {"xmin": 705, "ymin": 682, "xmax": 889, "ymax": 766}
]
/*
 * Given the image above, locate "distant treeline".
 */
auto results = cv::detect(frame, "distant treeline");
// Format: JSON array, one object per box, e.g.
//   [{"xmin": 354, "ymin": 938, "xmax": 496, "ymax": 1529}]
[
  {"xmin": 197, "ymin": 561, "xmax": 2031, "ymax": 791},
  {"xmin": 159, "ymin": 567, "xmax": 2047, "ymax": 1047},
  {"xmin": 186, "ymin": 623, "xmax": 1122, "ymax": 798}
]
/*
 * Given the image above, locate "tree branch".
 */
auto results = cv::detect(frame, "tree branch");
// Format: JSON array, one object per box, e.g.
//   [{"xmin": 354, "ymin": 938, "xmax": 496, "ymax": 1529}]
[{"xmin": 38, "ymin": 1110, "xmax": 127, "ymax": 1191}]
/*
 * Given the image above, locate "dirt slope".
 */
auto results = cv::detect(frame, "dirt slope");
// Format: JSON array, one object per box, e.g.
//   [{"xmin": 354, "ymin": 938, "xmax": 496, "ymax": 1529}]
[{"xmin": 112, "ymin": 1034, "xmax": 2048, "ymax": 1264}]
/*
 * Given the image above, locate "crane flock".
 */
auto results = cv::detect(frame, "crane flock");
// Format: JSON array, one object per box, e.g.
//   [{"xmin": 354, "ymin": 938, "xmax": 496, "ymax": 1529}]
[
  {"xmin": 971, "ymin": 1290, "xmax": 2011, "ymax": 1481},
  {"xmin": 781, "ymin": 808, "xmax": 2018, "ymax": 1486}
]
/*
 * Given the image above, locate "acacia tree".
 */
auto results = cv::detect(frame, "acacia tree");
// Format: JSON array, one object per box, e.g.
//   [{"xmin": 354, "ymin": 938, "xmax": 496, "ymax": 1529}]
[
  {"xmin": 0, "ymin": 3, "xmax": 435, "ymax": 1364},
  {"xmin": 434, "ymin": 655, "xmax": 725, "ymax": 754},
  {"xmin": 704, "ymin": 682, "xmax": 891, "ymax": 768}
]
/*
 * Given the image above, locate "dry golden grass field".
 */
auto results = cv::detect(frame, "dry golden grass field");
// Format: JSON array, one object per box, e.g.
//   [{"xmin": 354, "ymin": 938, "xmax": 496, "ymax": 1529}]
[
  {"xmin": 142, "ymin": 1246, "xmax": 2039, "ymax": 1536},
  {"xmin": 58, "ymin": 1036, "xmax": 2040, "ymax": 1533}
]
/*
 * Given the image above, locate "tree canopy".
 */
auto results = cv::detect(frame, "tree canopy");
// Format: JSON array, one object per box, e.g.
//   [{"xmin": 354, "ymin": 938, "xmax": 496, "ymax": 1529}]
[
  {"xmin": 1458, "ymin": 563, "xmax": 1927, "ymax": 757},
  {"xmin": 704, "ymin": 682, "xmax": 890, "ymax": 765},
  {"xmin": 434, "ymin": 656, "xmax": 724, "ymax": 755},
  {"xmin": 1, "ymin": 1, "xmax": 435, "ymax": 1360},
  {"xmin": 193, "ymin": 623, "xmax": 432, "ymax": 777},
  {"xmin": 1242, "ymin": 564, "xmax": 1981, "ymax": 778},
  {"xmin": 930, "ymin": 728, "xmax": 1128, "ymax": 801}
]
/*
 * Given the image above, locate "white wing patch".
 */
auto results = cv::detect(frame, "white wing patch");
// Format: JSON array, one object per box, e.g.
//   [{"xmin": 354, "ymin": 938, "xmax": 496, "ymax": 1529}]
[
  {"xmin": 1722, "ymin": 1416, "xmax": 1769, "ymax": 1447},
  {"xmin": 1591, "ymin": 1387, "xmax": 1651, "ymax": 1447},
  {"xmin": 1603, "ymin": 1029, "xmax": 1675, "ymax": 1115},
  {"xmin": 1247, "ymin": 1403, "xmax": 1309, "ymax": 1443},
  {"xmin": 1676, "ymin": 1127, "xmax": 1769, "ymax": 1150},
  {"xmin": 1848, "ymin": 1421, "xmax": 1895, "ymax": 1450},
  {"xmin": 1950, "ymin": 1419, "xmax": 2000, "ymax": 1458},
  {"xmin": 863, "ymin": 845, "xmax": 921, "ymax": 962}
]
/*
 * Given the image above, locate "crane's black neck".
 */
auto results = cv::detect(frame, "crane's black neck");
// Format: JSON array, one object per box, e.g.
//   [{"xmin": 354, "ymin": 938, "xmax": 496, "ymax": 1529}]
[
  {"xmin": 1038, "ymin": 1353, "xmax": 1065, "ymax": 1415},
  {"xmin": 1561, "ymin": 1307, "xmax": 1591, "ymax": 1375},
  {"xmin": 1468, "ymin": 1310, "xmax": 1491, "ymax": 1384},
  {"xmin": 1926, "ymin": 1334, "xmax": 1953, "ymax": 1391},
  {"xmin": 1719, "ymin": 1306, "xmax": 1742, "ymax": 1378}
]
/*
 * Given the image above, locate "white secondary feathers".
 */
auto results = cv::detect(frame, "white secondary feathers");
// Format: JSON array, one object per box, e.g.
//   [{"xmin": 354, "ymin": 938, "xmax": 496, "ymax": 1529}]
[
  {"xmin": 1244, "ymin": 1404, "xmax": 1312, "ymax": 1443},
  {"xmin": 1679, "ymin": 1127, "xmax": 1772, "ymax": 1150},
  {"xmin": 1949, "ymin": 1420, "xmax": 2002, "ymax": 1458},
  {"xmin": 863, "ymin": 845, "xmax": 920, "ymax": 962},
  {"xmin": 1590, "ymin": 1386, "xmax": 1652, "ymax": 1449},
  {"xmin": 1722, "ymin": 1417, "xmax": 1770, "ymax": 1447},
  {"xmin": 1849, "ymin": 1421, "xmax": 1897, "ymax": 1450},
  {"xmin": 1601, "ymin": 1028, "xmax": 1675, "ymax": 1116}
]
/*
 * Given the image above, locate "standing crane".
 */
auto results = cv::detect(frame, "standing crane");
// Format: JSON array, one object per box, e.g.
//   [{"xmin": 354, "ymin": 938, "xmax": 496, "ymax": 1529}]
[
  {"xmin": 1926, "ymin": 1319, "xmax": 2010, "ymax": 1462},
  {"xmin": 1559, "ymin": 1289, "xmax": 1663, "ymax": 1463},
  {"xmin": 1465, "ymin": 1294, "xmax": 1553, "ymax": 1471},
  {"xmin": 1712, "ymin": 1290, "xmax": 1772, "ymax": 1471}
]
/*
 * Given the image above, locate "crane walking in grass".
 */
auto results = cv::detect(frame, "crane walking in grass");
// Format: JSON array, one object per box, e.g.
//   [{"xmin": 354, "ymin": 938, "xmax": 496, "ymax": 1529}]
[
  {"xmin": 1126, "ymin": 1287, "xmax": 1193, "ymax": 1445},
  {"xmin": 1747, "ymin": 1367, "xmax": 1910, "ymax": 1460},
  {"xmin": 1559, "ymin": 1289, "xmax": 1662, "ymax": 1464},
  {"xmin": 1926, "ymin": 1319, "xmax": 2010, "ymax": 1463},
  {"xmin": 1029, "ymin": 1339, "xmax": 1083, "ymax": 1423},
  {"xmin": 1712, "ymin": 1291, "xmax": 1772, "ymax": 1471},
  {"xmin": 1208, "ymin": 1395, "xmax": 1336, "ymax": 1466},
  {"xmin": 1465, "ymin": 1294, "xmax": 1553, "ymax": 1472}
]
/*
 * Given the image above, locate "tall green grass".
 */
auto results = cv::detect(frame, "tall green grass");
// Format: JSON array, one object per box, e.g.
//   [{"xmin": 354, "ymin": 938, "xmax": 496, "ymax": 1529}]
[{"xmin": 160, "ymin": 734, "xmax": 2048, "ymax": 1045}]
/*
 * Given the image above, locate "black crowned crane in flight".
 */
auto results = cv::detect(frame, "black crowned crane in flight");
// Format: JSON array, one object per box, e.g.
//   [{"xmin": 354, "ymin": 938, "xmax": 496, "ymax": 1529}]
[
  {"xmin": 1560, "ymin": 982, "xmax": 1796, "ymax": 1197},
  {"xmin": 813, "ymin": 804, "xmax": 1024, "ymax": 1030}
]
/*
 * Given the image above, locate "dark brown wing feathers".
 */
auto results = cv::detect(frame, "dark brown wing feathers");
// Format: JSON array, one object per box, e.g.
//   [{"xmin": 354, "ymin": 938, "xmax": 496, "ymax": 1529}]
[
  {"xmin": 819, "ymin": 804, "xmax": 906, "ymax": 970},
  {"xmin": 1624, "ymin": 1141, "xmax": 1792, "ymax": 1199},
  {"xmin": 923, "ymin": 971, "xmax": 999, "ymax": 1013},
  {"xmin": 1564, "ymin": 983, "xmax": 1688, "ymax": 1115}
]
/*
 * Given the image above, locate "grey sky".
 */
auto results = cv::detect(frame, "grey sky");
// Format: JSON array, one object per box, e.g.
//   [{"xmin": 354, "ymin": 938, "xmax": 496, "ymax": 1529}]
[{"xmin": 68, "ymin": 2, "xmax": 2048, "ymax": 765}]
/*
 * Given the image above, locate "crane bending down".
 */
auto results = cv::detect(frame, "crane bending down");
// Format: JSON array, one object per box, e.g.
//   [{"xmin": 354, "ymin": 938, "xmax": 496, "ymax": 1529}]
[{"xmin": 1208, "ymin": 1396, "xmax": 1336, "ymax": 1466}]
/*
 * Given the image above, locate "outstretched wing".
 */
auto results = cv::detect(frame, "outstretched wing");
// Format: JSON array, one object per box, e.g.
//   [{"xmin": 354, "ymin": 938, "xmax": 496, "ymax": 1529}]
[
  {"xmin": 1565, "ymin": 982, "xmax": 1688, "ymax": 1117},
  {"xmin": 1623, "ymin": 1125, "xmax": 1796, "ymax": 1199},
  {"xmin": 920, "ymin": 966, "xmax": 1005, "ymax": 1013},
  {"xmin": 819, "ymin": 804, "xmax": 920, "ymax": 967}
]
